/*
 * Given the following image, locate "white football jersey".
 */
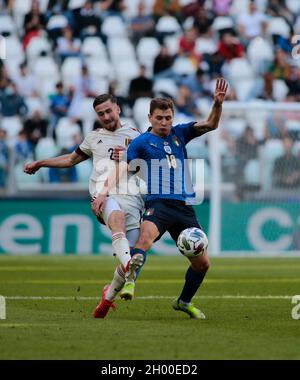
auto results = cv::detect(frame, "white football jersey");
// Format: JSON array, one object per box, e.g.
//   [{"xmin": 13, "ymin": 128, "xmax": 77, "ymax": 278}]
[{"xmin": 78, "ymin": 124, "xmax": 140, "ymax": 197}]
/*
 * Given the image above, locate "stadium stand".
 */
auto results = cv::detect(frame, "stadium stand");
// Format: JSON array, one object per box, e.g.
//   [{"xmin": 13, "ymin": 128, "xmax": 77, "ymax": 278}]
[{"xmin": 0, "ymin": 0, "xmax": 299, "ymax": 199}]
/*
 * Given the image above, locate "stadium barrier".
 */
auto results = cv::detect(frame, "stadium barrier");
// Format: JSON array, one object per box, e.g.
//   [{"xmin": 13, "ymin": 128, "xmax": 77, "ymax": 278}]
[
  {"xmin": 1, "ymin": 198, "xmax": 299, "ymax": 255},
  {"xmin": 0, "ymin": 199, "xmax": 208, "ymax": 255}
]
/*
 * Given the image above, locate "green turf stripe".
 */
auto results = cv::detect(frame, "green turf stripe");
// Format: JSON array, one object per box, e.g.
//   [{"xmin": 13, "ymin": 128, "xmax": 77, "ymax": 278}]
[
  {"xmin": 1, "ymin": 278, "xmax": 300, "ymax": 284},
  {"xmin": 2, "ymin": 295, "xmax": 295, "ymax": 300}
]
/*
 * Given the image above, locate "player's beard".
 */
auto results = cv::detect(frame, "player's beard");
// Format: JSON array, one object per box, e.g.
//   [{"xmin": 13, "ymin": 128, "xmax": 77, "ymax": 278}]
[{"xmin": 103, "ymin": 119, "xmax": 119, "ymax": 132}]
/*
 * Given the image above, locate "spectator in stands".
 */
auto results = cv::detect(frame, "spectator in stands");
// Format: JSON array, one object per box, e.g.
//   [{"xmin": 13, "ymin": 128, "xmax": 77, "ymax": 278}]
[
  {"xmin": 285, "ymin": 66, "xmax": 300, "ymax": 102},
  {"xmin": 49, "ymin": 147, "xmax": 78, "ymax": 183},
  {"xmin": 0, "ymin": 80, "xmax": 28, "ymax": 118},
  {"xmin": 14, "ymin": 63, "xmax": 38, "ymax": 98},
  {"xmin": 98, "ymin": 0, "xmax": 126, "ymax": 17},
  {"xmin": 179, "ymin": 67, "xmax": 211, "ymax": 101},
  {"xmin": 264, "ymin": 112, "xmax": 289, "ymax": 140},
  {"xmin": 49, "ymin": 81, "xmax": 71, "ymax": 135},
  {"xmin": 106, "ymin": 80, "xmax": 128, "ymax": 115},
  {"xmin": 205, "ymin": 51, "xmax": 224, "ymax": 77},
  {"xmin": 236, "ymin": 126, "xmax": 259, "ymax": 167},
  {"xmin": 0, "ymin": 0, "xmax": 13, "ymax": 14},
  {"xmin": 23, "ymin": 0, "xmax": 46, "ymax": 49},
  {"xmin": 68, "ymin": 64, "xmax": 97, "ymax": 123},
  {"xmin": 14, "ymin": 130, "xmax": 34, "ymax": 163},
  {"xmin": 75, "ymin": 0, "xmax": 101, "ymax": 40},
  {"xmin": 237, "ymin": 1, "xmax": 267, "ymax": 43},
  {"xmin": 23, "ymin": 110, "xmax": 48, "ymax": 147},
  {"xmin": 129, "ymin": 1, "xmax": 155, "ymax": 45},
  {"xmin": 47, "ymin": 0, "xmax": 69, "ymax": 13},
  {"xmin": 56, "ymin": 25, "xmax": 81, "ymax": 62},
  {"xmin": 178, "ymin": 27, "xmax": 201, "ymax": 65},
  {"xmin": 266, "ymin": 0, "xmax": 294, "ymax": 29},
  {"xmin": 128, "ymin": 65, "xmax": 153, "ymax": 107},
  {"xmin": 217, "ymin": 31, "xmax": 244, "ymax": 62},
  {"xmin": 212, "ymin": 0, "xmax": 232, "ymax": 16},
  {"xmin": 181, "ymin": 1, "xmax": 206, "ymax": 19},
  {"xmin": 193, "ymin": 6, "xmax": 214, "ymax": 37},
  {"xmin": 0, "ymin": 66, "xmax": 9, "ymax": 91},
  {"xmin": 175, "ymin": 85, "xmax": 201, "ymax": 118},
  {"xmin": 153, "ymin": 44, "xmax": 176, "ymax": 78},
  {"xmin": 273, "ymin": 136, "xmax": 300, "ymax": 188},
  {"xmin": 258, "ymin": 72, "xmax": 275, "ymax": 100},
  {"xmin": 235, "ymin": 125, "xmax": 260, "ymax": 197},
  {"xmin": 153, "ymin": 0, "xmax": 181, "ymax": 21},
  {"xmin": 75, "ymin": 64, "xmax": 97, "ymax": 99},
  {"xmin": 220, "ymin": 129, "xmax": 238, "ymax": 182},
  {"xmin": 0, "ymin": 128, "xmax": 9, "ymax": 188},
  {"xmin": 268, "ymin": 48, "xmax": 291, "ymax": 81}
]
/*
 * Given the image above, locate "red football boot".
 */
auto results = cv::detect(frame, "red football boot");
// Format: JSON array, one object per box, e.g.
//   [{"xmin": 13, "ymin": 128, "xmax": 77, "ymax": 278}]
[{"xmin": 93, "ymin": 285, "xmax": 116, "ymax": 318}]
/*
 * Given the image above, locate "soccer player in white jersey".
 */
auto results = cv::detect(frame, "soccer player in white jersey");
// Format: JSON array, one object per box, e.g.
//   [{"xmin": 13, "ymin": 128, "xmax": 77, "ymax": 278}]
[{"xmin": 24, "ymin": 94, "xmax": 145, "ymax": 318}]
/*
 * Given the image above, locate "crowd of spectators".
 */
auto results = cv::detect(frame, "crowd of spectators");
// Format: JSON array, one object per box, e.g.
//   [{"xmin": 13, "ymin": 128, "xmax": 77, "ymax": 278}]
[{"xmin": 0, "ymin": 0, "xmax": 300, "ymax": 194}]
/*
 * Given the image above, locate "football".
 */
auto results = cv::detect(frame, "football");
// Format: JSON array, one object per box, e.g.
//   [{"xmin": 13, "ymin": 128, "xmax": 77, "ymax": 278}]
[{"xmin": 177, "ymin": 227, "xmax": 208, "ymax": 258}]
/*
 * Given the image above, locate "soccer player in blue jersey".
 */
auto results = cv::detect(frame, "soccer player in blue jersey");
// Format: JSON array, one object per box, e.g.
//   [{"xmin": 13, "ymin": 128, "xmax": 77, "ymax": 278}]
[{"xmin": 94, "ymin": 78, "xmax": 228, "ymax": 319}]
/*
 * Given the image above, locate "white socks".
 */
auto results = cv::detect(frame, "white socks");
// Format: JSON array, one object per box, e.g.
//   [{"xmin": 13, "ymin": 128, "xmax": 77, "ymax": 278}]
[
  {"xmin": 107, "ymin": 232, "xmax": 131, "ymax": 301},
  {"xmin": 105, "ymin": 265, "xmax": 125, "ymax": 301},
  {"xmin": 112, "ymin": 232, "xmax": 131, "ymax": 268}
]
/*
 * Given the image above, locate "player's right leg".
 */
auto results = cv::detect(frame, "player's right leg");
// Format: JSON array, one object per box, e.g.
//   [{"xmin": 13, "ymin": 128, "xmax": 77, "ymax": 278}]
[
  {"xmin": 93, "ymin": 198, "xmax": 134, "ymax": 317},
  {"xmin": 93, "ymin": 265, "xmax": 124, "ymax": 318}
]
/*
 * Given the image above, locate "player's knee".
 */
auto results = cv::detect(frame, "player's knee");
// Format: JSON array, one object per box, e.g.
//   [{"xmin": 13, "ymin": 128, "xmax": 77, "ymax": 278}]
[
  {"xmin": 136, "ymin": 232, "xmax": 154, "ymax": 251},
  {"xmin": 190, "ymin": 255, "xmax": 210, "ymax": 273},
  {"xmin": 201, "ymin": 259, "xmax": 210, "ymax": 273},
  {"xmin": 109, "ymin": 210, "xmax": 126, "ymax": 231}
]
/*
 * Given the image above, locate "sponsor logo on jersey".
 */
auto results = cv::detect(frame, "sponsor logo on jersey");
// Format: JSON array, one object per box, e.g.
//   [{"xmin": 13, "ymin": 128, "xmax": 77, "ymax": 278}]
[
  {"xmin": 150, "ymin": 143, "xmax": 158, "ymax": 148},
  {"xmin": 97, "ymin": 139, "xmax": 103, "ymax": 144}
]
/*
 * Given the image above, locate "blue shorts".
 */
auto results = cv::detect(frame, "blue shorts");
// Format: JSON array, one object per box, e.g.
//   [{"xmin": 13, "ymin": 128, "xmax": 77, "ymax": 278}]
[{"xmin": 143, "ymin": 199, "xmax": 203, "ymax": 243}]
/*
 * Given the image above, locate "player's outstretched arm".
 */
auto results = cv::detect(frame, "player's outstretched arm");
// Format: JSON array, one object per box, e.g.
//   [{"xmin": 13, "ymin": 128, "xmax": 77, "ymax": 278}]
[
  {"xmin": 193, "ymin": 78, "xmax": 228, "ymax": 136},
  {"xmin": 24, "ymin": 151, "xmax": 86, "ymax": 175}
]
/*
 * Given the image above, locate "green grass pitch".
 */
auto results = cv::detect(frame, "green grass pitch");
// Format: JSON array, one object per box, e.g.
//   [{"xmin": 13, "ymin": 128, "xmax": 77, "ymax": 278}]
[{"xmin": 0, "ymin": 255, "xmax": 300, "ymax": 360}]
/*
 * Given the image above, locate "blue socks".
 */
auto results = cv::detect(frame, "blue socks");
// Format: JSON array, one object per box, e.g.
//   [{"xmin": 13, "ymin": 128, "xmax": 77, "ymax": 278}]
[
  {"xmin": 179, "ymin": 266, "xmax": 206, "ymax": 304},
  {"xmin": 130, "ymin": 248, "xmax": 147, "ymax": 279}
]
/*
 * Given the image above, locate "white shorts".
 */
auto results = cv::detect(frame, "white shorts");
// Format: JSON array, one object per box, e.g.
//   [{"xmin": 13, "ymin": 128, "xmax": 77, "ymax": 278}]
[{"xmin": 101, "ymin": 194, "xmax": 144, "ymax": 232}]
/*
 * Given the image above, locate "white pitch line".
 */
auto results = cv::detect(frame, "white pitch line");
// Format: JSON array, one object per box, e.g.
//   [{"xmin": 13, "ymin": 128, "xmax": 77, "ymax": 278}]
[{"xmin": 3, "ymin": 295, "xmax": 294, "ymax": 300}]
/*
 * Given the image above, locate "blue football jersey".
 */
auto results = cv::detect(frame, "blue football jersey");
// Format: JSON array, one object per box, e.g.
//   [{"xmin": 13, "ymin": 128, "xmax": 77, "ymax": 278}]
[{"xmin": 127, "ymin": 122, "xmax": 199, "ymax": 203}]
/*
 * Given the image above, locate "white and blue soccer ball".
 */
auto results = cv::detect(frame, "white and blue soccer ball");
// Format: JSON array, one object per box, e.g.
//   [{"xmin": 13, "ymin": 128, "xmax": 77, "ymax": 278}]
[{"xmin": 177, "ymin": 227, "xmax": 208, "ymax": 258}]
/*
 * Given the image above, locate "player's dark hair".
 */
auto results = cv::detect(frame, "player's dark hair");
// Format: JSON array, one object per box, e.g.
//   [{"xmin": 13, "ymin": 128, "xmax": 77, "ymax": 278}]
[
  {"xmin": 149, "ymin": 98, "xmax": 174, "ymax": 115},
  {"xmin": 93, "ymin": 94, "xmax": 117, "ymax": 109}
]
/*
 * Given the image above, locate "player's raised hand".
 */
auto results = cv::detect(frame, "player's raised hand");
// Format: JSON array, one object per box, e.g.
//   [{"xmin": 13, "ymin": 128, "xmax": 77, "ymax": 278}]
[
  {"xmin": 214, "ymin": 78, "xmax": 228, "ymax": 106},
  {"xmin": 24, "ymin": 161, "xmax": 40, "ymax": 175}
]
